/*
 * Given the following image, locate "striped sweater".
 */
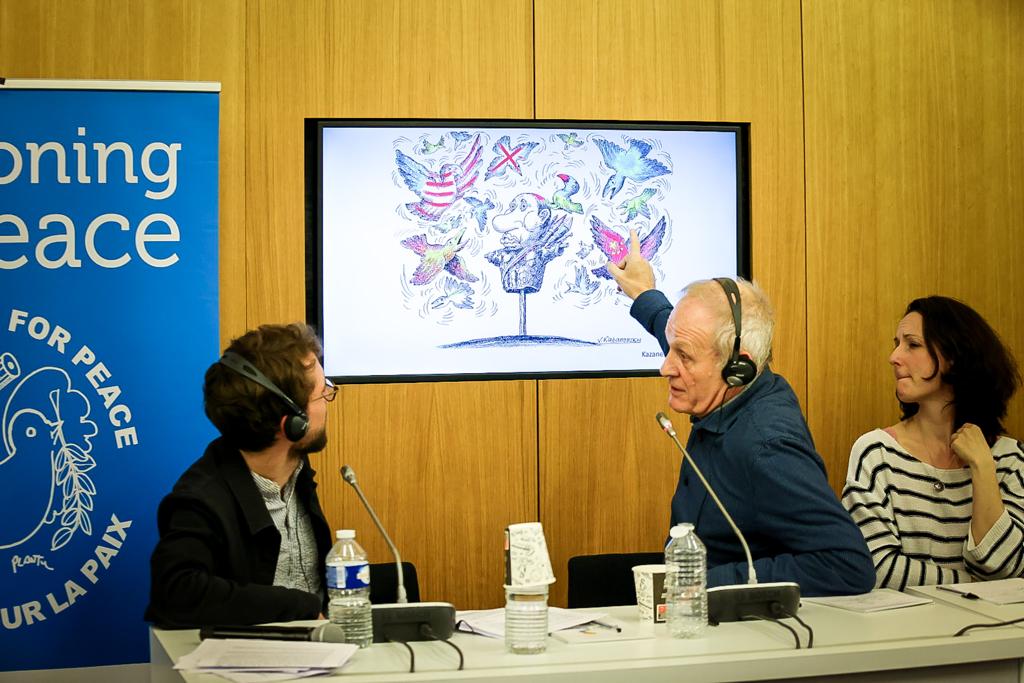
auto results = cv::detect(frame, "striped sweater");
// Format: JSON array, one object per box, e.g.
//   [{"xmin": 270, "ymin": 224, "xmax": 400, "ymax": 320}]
[{"xmin": 842, "ymin": 429, "xmax": 1024, "ymax": 590}]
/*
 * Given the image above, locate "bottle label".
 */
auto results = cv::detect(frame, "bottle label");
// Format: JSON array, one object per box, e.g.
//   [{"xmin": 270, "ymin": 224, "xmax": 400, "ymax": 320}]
[{"xmin": 327, "ymin": 561, "xmax": 370, "ymax": 589}]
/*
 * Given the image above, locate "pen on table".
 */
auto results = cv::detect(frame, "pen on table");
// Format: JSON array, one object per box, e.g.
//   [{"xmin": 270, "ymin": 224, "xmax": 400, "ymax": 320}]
[
  {"xmin": 937, "ymin": 586, "xmax": 981, "ymax": 600},
  {"xmin": 591, "ymin": 619, "xmax": 623, "ymax": 632}
]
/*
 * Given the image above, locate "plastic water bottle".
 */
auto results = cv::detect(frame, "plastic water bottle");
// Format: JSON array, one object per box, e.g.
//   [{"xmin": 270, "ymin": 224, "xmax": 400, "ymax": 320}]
[
  {"xmin": 664, "ymin": 522, "xmax": 707, "ymax": 638},
  {"xmin": 326, "ymin": 529, "xmax": 373, "ymax": 648}
]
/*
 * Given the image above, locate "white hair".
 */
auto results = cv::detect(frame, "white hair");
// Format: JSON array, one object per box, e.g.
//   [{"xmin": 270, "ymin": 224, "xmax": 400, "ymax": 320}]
[{"xmin": 680, "ymin": 278, "xmax": 775, "ymax": 374}]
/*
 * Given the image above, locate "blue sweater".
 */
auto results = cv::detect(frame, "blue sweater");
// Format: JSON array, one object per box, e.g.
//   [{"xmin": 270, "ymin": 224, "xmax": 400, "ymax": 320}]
[{"xmin": 631, "ymin": 290, "xmax": 874, "ymax": 596}]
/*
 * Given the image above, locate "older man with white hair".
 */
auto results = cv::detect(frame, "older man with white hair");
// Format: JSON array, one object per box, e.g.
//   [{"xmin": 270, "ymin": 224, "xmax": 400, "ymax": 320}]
[{"xmin": 608, "ymin": 232, "xmax": 873, "ymax": 597}]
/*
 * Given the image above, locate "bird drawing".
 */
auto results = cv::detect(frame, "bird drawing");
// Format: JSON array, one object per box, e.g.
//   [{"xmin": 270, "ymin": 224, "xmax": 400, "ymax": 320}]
[
  {"xmin": 556, "ymin": 132, "xmax": 583, "ymax": 150},
  {"xmin": 401, "ymin": 227, "xmax": 479, "ymax": 286},
  {"xmin": 588, "ymin": 215, "xmax": 667, "ymax": 280},
  {"xmin": 551, "ymin": 173, "xmax": 584, "ymax": 214},
  {"xmin": 1, "ymin": 367, "xmax": 97, "ymax": 551},
  {"xmin": 593, "ymin": 138, "xmax": 670, "ymax": 200},
  {"xmin": 396, "ymin": 134, "xmax": 483, "ymax": 222},
  {"xmin": 484, "ymin": 135, "xmax": 540, "ymax": 181},
  {"xmin": 565, "ymin": 264, "xmax": 600, "ymax": 296},
  {"xmin": 575, "ymin": 241, "xmax": 594, "ymax": 259},
  {"xmin": 464, "ymin": 196, "xmax": 495, "ymax": 234},
  {"xmin": 418, "ymin": 137, "xmax": 446, "ymax": 155},
  {"xmin": 429, "ymin": 277, "xmax": 475, "ymax": 310},
  {"xmin": 617, "ymin": 188, "xmax": 657, "ymax": 222},
  {"xmin": 436, "ymin": 214, "xmax": 464, "ymax": 234}
]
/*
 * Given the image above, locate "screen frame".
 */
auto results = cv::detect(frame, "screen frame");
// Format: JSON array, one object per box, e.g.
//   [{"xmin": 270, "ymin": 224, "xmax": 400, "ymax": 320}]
[{"xmin": 304, "ymin": 117, "xmax": 752, "ymax": 385}]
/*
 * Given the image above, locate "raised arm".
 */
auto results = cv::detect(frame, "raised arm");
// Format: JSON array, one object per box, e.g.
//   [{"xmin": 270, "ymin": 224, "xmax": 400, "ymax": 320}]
[{"xmin": 958, "ymin": 435, "xmax": 1024, "ymax": 580}]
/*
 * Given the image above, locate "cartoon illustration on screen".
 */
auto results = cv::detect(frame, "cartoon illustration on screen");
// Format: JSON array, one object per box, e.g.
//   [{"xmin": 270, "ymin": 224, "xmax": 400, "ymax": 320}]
[
  {"xmin": 551, "ymin": 174, "xmax": 583, "ymax": 214},
  {"xmin": 400, "ymin": 228, "xmax": 478, "ymax": 286},
  {"xmin": 393, "ymin": 131, "xmax": 675, "ymax": 347},
  {"xmin": 588, "ymin": 216, "xmax": 667, "ymax": 280},
  {"xmin": 396, "ymin": 134, "xmax": 483, "ymax": 222},
  {"xmin": 482, "ymin": 194, "xmax": 571, "ymax": 338},
  {"xmin": 484, "ymin": 135, "xmax": 539, "ymax": 181},
  {"xmin": 593, "ymin": 138, "xmax": 670, "ymax": 199}
]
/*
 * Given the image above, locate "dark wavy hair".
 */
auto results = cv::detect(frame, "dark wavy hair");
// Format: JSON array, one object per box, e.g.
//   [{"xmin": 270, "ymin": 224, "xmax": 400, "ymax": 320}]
[
  {"xmin": 204, "ymin": 323, "xmax": 323, "ymax": 451},
  {"xmin": 899, "ymin": 296, "xmax": 1021, "ymax": 445}
]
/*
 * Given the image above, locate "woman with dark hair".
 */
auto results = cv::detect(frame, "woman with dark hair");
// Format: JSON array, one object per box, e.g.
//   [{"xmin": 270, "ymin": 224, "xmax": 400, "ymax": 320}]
[{"xmin": 843, "ymin": 296, "xmax": 1024, "ymax": 589}]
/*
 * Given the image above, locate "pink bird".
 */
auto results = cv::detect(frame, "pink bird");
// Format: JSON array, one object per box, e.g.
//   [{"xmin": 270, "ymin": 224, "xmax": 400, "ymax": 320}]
[
  {"xmin": 589, "ymin": 215, "xmax": 667, "ymax": 280},
  {"xmin": 401, "ymin": 227, "xmax": 479, "ymax": 286}
]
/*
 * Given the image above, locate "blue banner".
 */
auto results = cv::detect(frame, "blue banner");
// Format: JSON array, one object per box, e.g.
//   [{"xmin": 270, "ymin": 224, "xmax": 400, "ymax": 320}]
[{"xmin": 0, "ymin": 84, "xmax": 219, "ymax": 670}]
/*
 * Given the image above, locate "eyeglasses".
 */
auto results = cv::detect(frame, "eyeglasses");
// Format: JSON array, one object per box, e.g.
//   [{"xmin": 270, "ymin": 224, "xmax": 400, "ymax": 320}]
[{"xmin": 317, "ymin": 378, "xmax": 338, "ymax": 403}]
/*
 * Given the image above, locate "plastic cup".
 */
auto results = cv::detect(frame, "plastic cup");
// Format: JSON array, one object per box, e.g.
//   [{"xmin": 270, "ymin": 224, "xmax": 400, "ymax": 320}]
[{"xmin": 504, "ymin": 584, "xmax": 549, "ymax": 653}]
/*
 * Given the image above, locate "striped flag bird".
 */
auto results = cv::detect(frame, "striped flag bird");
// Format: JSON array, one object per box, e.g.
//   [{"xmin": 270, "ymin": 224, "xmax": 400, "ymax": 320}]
[{"xmin": 396, "ymin": 134, "xmax": 483, "ymax": 222}]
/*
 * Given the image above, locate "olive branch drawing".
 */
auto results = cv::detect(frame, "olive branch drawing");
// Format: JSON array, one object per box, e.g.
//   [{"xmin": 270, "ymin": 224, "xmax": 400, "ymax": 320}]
[{"xmin": 48, "ymin": 389, "xmax": 96, "ymax": 551}]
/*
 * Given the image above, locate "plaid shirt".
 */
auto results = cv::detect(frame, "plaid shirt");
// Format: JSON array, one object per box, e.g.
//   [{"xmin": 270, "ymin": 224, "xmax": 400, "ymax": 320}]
[{"xmin": 251, "ymin": 462, "xmax": 324, "ymax": 603}]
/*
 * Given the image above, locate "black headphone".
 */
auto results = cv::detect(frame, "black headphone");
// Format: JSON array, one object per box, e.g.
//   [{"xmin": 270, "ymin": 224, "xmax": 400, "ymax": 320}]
[
  {"xmin": 714, "ymin": 277, "xmax": 757, "ymax": 388},
  {"xmin": 218, "ymin": 351, "xmax": 309, "ymax": 442}
]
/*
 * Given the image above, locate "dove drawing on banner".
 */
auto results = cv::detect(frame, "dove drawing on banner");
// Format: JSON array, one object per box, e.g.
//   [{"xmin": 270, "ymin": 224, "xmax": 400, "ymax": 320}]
[
  {"xmin": 396, "ymin": 134, "xmax": 483, "ymax": 222},
  {"xmin": 401, "ymin": 227, "xmax": 479, "ymax": 286},
  {"xmin": 588, "ymin": 215, "xmax": 667, "ymax": 280},
  {"xmin": 1, "ymin": 366, "xmax": 98, "ymax": 551},
  {"xmin": 593, "ymin": 138, "xmax": 670, "ymax": 200}
]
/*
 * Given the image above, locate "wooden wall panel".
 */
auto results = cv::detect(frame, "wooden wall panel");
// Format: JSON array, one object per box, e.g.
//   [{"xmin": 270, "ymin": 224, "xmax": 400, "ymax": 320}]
[
  {"xmin": 246, "ymin": 0, "xmax": 536, "ymax": 609},
  {"xmin": 245, "ymin": 0, "xmax": 534, "ymax": 326},
  {"xmin": 804, "ymin": 0, "xmax": 1024, "ymax": 490},
  {"xmin": 540, "ymin": 377, "xmax": 681, "ymax": 607},
  {"xmin": 0, "ymin": 0, "xmax": 248, "ymax": 348},
  {"xmin": 320, "ymin": 381, "xmax": 537, "ymax": 609},
  {"xmin": 534, "ymin": 0, "xmax": 806, "ymax": 606}
]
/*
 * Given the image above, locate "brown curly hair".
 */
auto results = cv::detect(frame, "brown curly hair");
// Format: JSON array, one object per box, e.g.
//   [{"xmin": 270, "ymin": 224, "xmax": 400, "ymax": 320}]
[{"xmin": 204, "ymin": 323, "xmax": 323, "ymax": 451}]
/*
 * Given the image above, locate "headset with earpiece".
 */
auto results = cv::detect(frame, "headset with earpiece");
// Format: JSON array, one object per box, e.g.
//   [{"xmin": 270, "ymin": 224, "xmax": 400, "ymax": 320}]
[
  {"xmin": 714, "ymin": 277, "xmax": 757, "ymax": 388},
  {"xmin": 218, "ymin": 351, "xmax": 309, "ymax": 442}
]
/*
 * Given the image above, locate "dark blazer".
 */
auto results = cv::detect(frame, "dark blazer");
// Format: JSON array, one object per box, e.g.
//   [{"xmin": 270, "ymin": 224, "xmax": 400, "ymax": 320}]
[{"xmin": 145, "ymin": 437, "xmax": 333, "ymax": 628}]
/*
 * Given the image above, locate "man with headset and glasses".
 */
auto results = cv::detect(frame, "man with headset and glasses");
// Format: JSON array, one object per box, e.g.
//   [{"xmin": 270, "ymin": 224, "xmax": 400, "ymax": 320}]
[
  {"xmin": 146, "ymin": 323, "xmax": 339, "ymax": 627},
  {"xmin": 608, "ymin": 232, "xmax": 873, "ymax": 597}
]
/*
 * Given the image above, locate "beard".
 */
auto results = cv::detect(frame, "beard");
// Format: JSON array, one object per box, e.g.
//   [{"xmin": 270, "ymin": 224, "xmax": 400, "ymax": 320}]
[{"xmin": 293, "ymin": 426, "xmax": 328, "ymax": 455}]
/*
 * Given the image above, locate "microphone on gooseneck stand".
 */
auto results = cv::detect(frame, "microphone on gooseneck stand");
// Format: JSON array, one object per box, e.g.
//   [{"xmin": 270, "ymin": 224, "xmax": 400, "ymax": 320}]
[
  {"xmin": 655, "ymin": 412, "xmax": 801, "ymax": 624},
  {"xmin": 340, "ymin": 465, "xmax": 407, "ymax": 604},
  {"xmin": 339, "ymin": 465, "xmax": 456, "ymax": 645}
]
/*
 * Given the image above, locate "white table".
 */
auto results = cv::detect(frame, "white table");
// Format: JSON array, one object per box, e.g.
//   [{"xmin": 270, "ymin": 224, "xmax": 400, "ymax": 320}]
[
  {"xmin": 910, "ymin": 584, "xmax": 1024, "ymax": 630},
  {"xmin": 151, "ymin": 602, "xmax": 1024, "ymax": 683}
]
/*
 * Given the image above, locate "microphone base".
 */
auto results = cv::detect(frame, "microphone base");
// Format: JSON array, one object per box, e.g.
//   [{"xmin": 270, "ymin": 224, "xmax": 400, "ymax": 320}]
[
  {"xmin": 371, "ymin": 602, "xmax": 456, "ymax": 643},
  {"xmin": 707, "ymin": 582, "xmax": 800, "ymax": 625}
]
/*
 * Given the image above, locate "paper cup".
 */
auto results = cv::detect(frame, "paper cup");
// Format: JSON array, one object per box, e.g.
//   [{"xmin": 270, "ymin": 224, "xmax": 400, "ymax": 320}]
[{"xmin": 632, "ymin": 563, "xmax": 667, "ymax": 623}]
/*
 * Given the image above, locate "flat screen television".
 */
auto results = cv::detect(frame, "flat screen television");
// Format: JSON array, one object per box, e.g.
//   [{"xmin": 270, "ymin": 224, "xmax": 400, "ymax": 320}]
[{"xmin": 305, "ymin": 119, "xmax": 750, "ymax": 383}]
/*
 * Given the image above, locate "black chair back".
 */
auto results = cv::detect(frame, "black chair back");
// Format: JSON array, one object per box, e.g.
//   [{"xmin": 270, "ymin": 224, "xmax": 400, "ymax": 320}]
[
  {"xmin": 368, "ymin": 561, "xmax": 420, "ymax": 603},
  {"xmin": 567, "ymin": 552, "xmax": 663, "ymax": 608}
]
